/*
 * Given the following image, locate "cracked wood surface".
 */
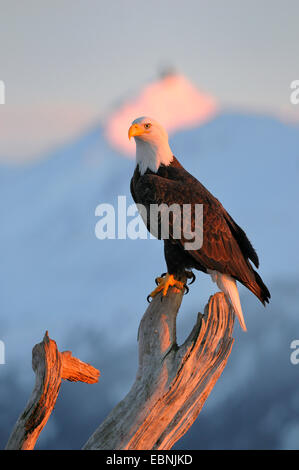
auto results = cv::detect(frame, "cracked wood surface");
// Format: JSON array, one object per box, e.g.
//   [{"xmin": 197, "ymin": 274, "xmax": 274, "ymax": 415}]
[
  {"xmin": 83, "ymin": 290, "xmax": 235, "ymax": 450},
  {"xmin": 5, "ymin": 332, "xmax": 99, "ymax": 450}
]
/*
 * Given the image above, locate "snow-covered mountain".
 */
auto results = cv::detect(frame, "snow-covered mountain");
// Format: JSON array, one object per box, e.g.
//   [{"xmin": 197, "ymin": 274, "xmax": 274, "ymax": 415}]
[
  {"xmin": 105, "ymin": 72, "xmax": 218, "ymax": 155},
  {"xmin": 1, "ymin": 76, "xmax": 299, "ymax": 449}
]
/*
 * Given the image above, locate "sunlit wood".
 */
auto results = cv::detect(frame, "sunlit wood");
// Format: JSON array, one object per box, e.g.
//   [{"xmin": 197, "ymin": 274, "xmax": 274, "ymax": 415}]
[
  {"xmin": 5, "ymin": 332, "xmax": 99, "ymax": 450},
  {"xmin": 83, "ymin": 289, "xmax": 235, "ymax": 450},
  {"xmin": 6, "ymin": 288, "xmax": 235, "ymax": 450}
]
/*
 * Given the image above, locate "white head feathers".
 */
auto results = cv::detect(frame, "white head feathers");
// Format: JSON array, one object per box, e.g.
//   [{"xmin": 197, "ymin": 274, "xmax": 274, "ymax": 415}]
[{"xmin": 129, "ymin": 117, "xmax": 173, "ymax": 175}]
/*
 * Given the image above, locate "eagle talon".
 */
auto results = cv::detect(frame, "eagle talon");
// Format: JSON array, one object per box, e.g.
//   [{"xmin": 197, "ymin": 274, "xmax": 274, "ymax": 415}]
[
  {"xmin": 186, "ymin": 271, "xmax": 196, "ymax": 285},
  {"xmin": 155, "ymin": 276, "xmax": 164, "ymax": 286},
  {"xmin": 155, "ymin": 273, "xmax": 167, "ymax": 285},
  {"xmin": 184, "ymin": 284, "xmax": 189, "ymax": 295},
  {"xmin": 148, "ymin": 273, "xmax": 185, "ymax": 300}
]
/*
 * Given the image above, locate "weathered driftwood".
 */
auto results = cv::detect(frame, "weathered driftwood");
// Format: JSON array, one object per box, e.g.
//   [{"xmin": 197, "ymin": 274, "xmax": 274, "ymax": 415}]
[
  {"xmin": 5, "ymin": 331, "xmax": 100, "ymax": 450},
  {"xmin": 6, "ymin": 286, "xmax": 235, "ymax": 451},
  {"xmin": 83, "ymin": 289, "xmax": 235, "ymax": 450}
]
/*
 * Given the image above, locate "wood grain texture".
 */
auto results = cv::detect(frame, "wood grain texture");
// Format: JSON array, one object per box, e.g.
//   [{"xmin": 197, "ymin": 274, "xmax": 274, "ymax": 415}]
[
  {"xmin": 6, "ymin": 288, "xmax": 234, "ymax": 451},
  {"xmin": 83, "ymin": 289, "xmax": 235, "ymax": 450},
  {"xmin": 5, "ymin": 332, "xmax": 99, "ymax": 450}
]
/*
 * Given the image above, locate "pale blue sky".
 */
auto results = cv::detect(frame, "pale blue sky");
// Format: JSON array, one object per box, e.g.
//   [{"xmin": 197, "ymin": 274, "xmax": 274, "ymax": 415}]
[
  {"xmin": 0, "ymin": 0, "xmax": 298, "ymax": 110},
  {"xmin": 0, "ymin": 0, "xmax": 298, "ymax": 160}
]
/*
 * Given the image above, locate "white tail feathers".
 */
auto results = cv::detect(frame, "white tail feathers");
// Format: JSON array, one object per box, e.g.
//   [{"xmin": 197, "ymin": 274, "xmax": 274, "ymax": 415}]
[{"xmin": 208, "ymin": 270, "xmax": 247, "ymax": 332}]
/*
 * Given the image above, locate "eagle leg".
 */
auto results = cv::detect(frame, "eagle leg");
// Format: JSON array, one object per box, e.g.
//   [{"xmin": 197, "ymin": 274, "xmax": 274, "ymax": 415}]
[{"xmin": 148, "ymin": 273, "xmax": 185, "ymax": 302}]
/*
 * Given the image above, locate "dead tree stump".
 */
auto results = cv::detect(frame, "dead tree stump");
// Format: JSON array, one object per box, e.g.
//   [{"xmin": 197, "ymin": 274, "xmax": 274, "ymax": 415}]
[
  {"xmin": 5, "ymin": 288, "xmax": 235, "ymax": 450},
  {"xmin": 5, "ymin": 332, "xmax": 100, "ymax": 450},
  {"xmin": 83, "ymin": 290, "xmax": 235, "ymax": 450}
]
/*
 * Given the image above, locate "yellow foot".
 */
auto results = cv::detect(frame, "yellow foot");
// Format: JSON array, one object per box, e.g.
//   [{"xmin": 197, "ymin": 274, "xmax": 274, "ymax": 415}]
[{"xmin": 148, "ymin": 273, "xmax": 185, "ymax": 301}]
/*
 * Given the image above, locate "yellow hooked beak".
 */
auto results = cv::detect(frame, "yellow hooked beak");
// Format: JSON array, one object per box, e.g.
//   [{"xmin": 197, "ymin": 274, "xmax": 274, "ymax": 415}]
[{"xmin": 128, "ymin": 123, "xmax": 145, "ymax": 140}]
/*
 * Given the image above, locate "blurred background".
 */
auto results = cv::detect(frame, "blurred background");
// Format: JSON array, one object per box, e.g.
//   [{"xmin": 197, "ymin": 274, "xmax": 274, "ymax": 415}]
[{"xmin": 0, "ymin": 0, "xmax": 299, "ymax": 450}]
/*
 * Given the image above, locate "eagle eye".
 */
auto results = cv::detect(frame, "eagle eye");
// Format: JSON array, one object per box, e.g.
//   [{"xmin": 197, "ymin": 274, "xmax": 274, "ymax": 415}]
[{"xmin": 144, "ymin": 123, "xmax": 152, "ymax": 129}]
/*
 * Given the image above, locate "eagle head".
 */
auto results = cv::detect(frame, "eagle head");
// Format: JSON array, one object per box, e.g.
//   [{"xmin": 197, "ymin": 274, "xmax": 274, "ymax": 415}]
[
  {"xmin": 128, "ymin": 117, "xmax": 173, "ymax": 174},
  {"xmin": 128, "ymin": 117, "xmax": 168, "ymax": 142}
]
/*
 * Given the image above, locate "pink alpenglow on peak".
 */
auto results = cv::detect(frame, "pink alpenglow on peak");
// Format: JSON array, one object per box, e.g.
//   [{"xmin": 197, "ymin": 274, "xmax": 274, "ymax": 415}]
[{"xmin": 105, "ymin": 73, "xmax": 218, "ymax": 156}]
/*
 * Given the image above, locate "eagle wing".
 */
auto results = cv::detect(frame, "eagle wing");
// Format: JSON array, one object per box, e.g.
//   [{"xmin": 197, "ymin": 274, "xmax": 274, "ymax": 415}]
[{"xmin": 132, "ymin": 171, "xmax": 258, "ymax": 286}]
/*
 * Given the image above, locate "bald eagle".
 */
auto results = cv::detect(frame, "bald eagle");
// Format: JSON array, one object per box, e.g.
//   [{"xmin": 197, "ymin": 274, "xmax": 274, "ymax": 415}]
[{"xmin": 129, "ymin": 117, "xmax": 270, "ymax": 331}]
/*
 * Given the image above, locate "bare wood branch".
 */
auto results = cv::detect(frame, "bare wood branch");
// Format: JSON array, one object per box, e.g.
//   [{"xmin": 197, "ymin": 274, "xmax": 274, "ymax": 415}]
[
  {"xmin": 83, "ymin": 290, "xmax": 235, "ymax": 450},
  {"xmin": 61, "ymin": 351, "xmax": 99, "ymax": 383},
  {"xmin": 5, "ymin": 332, "xmax": 99, "ymax": 451}
]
